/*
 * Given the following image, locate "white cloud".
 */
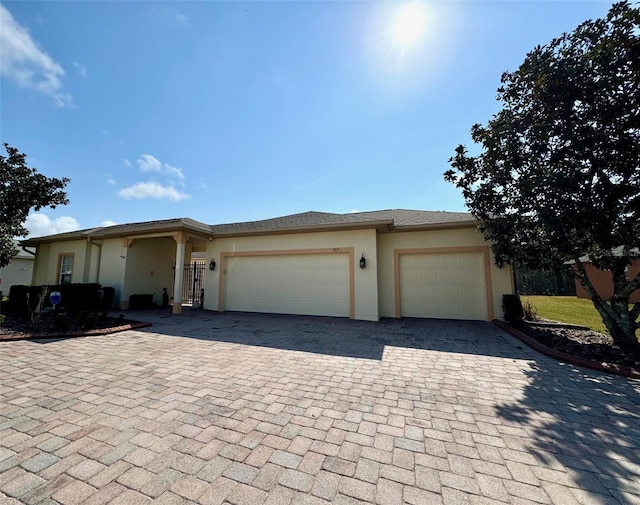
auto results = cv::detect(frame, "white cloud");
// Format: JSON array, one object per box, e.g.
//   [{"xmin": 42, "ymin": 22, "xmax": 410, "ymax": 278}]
[
  {"xmin": 122, "ymin": 158, "xmax": 132, "ymax": 167},
  {"xmin": 137, "ymin": 154, "xmax": 163, "ymax": 173},
  {"xmin": 136, "ymin": 154, "xmax": 184, "ymax": 180},
  {"xmin": 25, "ymin": 213, "xmax": 80, "ymax": 237},
  {"xmin": 117, "ymin": 182, "xmax": 190, "ymax": 202},
  {"xmin": 0, "ymin": 5, "xmax": 72, "ymax": 106},
  {"xmin": 100, "ymin": 220, "xmax": 117, "ymax": 227},
  {"xmin": 175, "ymin": 11, "xmax": 189, "ymax": 24},
  {"xmin": 106, "ymin": 177, "xmax": 116, "ymax": 185},
  {"xmin": 164, "ymin": 164, "xmax": 184, "ymax": 180},
  {"xmin": 72, "ymin": 61, "xmax": 87, "ymax": 78}
]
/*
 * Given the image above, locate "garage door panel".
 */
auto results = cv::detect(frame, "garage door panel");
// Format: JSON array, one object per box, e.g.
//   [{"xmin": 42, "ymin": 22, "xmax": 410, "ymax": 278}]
[
  {"xmin": 225, "ymin": 253, "xmax": 350, "ymax": 317},
  {"xmin": 399, "ymin": 251, "xmax": 487, "ymax": 320}
]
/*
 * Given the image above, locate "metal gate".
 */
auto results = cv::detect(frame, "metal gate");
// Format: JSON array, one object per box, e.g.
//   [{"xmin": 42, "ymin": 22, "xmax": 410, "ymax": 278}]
[{"xmin": 182, "ymin": 261, "xmax": 205, "ymax": 305}]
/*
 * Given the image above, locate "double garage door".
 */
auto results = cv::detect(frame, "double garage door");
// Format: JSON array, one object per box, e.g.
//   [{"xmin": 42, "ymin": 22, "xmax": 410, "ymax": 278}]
[
  {"xmin": 224, "ymin": 252, "xmax": 351, "ymax": 318},
  {"xmin": 398, "ymin": 250, "xmax": 488, "ymax": 320},
  {"xmin": 220, "ymin": 249, "xmax": 489, "ymax": 321}
]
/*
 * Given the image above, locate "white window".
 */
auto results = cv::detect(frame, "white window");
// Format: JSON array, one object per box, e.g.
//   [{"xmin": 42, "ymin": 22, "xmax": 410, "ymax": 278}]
[{"xmin": 59, "ymin": 255, "xmax": 73, "ymax": 285}]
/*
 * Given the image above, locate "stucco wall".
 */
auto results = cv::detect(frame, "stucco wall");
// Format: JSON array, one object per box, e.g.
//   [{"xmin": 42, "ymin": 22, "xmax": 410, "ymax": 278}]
[
  {"xmin": 204, "ymin": 229, "xmax": 380, "ymax": 321},
  {"xmin": 0, "ymin": 257, "xmax": 34, "ymax": 293},
  {"xmin": 377, "ymin": 228, "xmax": 514, "ymax": 320},
  {"xmin": 97, "ymin": 239, "xmax": 127, "ymax": 307},
  {"xmin": 123, "ymin": 237, "xmax": 176, "ymax": 307},
  {"xmin": 575, "ymin": 260, "xmax": 640, "ymax": 303},
  {"xmin": 32, "ymin": 243, "xmax": 51, "ymax": 285},
  {"xmin": 31, "ymin": 240, "xmax": 89, "ymax": 286}
]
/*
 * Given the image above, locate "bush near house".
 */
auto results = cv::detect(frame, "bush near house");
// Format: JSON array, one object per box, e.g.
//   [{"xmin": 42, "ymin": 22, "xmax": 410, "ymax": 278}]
[{"xmin": 8, "ymin": 283, "xmax": 113, "ymax": 317}]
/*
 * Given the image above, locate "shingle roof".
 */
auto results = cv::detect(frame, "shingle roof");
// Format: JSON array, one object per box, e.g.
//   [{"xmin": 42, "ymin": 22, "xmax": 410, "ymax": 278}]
[
  {"xmin": 350, "ymin": 209, "xmax": 474, "ymax": 227},
  {"xmin": 208, "ymin": 211, "xmax": 391, "ymax": 235},
  {"xmin": 21, "ymin": 217, "xmax": 211, "ymax": 245},
  {"xmin": 209, "ymin": 209, "xmax": 474, "ymax": 235},
  {"xmin": 21, "ymin": 209, "xmax": 476, "ymax": 245}
]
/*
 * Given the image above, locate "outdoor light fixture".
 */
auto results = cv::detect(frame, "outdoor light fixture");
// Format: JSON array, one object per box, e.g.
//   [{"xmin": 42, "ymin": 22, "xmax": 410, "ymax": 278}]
[
  {"xmin": 359, "ymin": 253, "xmax": 366, "ymax": 269},
  {"xmin": 209, "ymin": 259, "xmax": 216, "ymax": 271}
]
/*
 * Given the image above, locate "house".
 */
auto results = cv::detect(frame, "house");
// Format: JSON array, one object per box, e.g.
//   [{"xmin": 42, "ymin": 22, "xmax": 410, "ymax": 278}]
[
  {"xmin": 20, "ymin": 209, "xmax": 514, "ymax": 321},
  {"xmin": 573, "ymin": 252, "xmax": 640, "ymax": 303},
  {"xmin": 0, "ymin": 241, "xmax": 35, "ymax": 296}
]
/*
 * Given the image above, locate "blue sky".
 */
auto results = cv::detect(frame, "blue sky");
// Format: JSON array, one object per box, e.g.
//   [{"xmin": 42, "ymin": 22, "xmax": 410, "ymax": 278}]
[{"xmin": 1, "ymin": 1, "xmax": 612, "ymax": 237}]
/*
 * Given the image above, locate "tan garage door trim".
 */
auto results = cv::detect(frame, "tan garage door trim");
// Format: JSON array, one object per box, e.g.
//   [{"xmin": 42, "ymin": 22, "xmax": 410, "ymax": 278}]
[
  {"xmin": 393, "ymin": 246, "xmax": 494, "ymax": 320},
  {"xmin": 218, "ymin": 247, "xmax": 355, "ymax": 319}
]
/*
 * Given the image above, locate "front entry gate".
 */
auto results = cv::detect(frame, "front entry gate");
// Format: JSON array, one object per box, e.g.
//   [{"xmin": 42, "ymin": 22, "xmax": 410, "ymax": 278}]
[{"xmin": 182, "ymin": 261, "xmax": 205, "ymax": 305}]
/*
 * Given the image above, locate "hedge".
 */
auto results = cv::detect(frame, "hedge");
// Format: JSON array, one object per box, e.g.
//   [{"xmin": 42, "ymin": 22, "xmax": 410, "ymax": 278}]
[{"xmin": 8, "ymin": 283, "xmax": 113, "ymax": 316}]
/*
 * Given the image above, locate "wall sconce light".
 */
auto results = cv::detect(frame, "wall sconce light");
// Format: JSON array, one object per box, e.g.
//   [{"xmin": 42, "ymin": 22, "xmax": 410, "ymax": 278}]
[
  {"xmin": 209, "ymin": 259, "xmax": 216, "ymax": 271},
  {"xmin": 359, "ymin": 253, "xmax": 366, "ymax": 269}
]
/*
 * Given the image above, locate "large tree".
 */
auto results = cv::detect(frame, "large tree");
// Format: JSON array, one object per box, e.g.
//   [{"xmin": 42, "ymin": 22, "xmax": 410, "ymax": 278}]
[
  {"xmin": 444, "ymin": 1, "xmax": 640, "ymax": 350},
  {"xmin": 0, "ymin": 143, "xmax": 70, "ymax": 268}
]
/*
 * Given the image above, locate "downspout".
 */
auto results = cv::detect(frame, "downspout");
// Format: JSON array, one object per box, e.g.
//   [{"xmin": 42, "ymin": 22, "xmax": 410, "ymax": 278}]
[{"xmin": 93, "ymin": 240, "xmax": 103, "ymax": 284}]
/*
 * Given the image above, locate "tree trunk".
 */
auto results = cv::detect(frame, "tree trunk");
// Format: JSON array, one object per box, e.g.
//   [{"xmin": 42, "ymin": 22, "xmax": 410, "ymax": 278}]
[{"xmin": 573, "ymin": 260, "xmax": 640, "ymax": 352}]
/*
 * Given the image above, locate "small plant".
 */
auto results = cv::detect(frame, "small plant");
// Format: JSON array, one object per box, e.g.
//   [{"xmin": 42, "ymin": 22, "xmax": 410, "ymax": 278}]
[
  {"xmin": 53, "ymin": 313, "xmax": 70, "ymax": 331},
  {"xmin": 0, "ymin": 313, "xmax": 6, "ymax": 325},
  {"xmin": 522, "ymin": 300, "xmax": 538, "ymax": 321},
  {"xmin": 83, "ymin": 312, "xmax": 98, "ymax": 329},
  {"xmin": 503, "ymin": 294, "xmax": 524, "ymax": 327},
  {"xmin": 27, "ymin": 286, "xmax": 49, "ymax": 331}
]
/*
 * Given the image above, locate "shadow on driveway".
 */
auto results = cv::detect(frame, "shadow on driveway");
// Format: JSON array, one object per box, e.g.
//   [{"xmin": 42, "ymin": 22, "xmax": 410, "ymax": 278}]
[
  {"xmin": 124, "ymin": 308, "xmax": 640, "ymax": 503},
  {"xmin": 125, "ymin": 307, "xmax": 530, "ymax": 361},
  {"xmin": 496, "ymin": 359, "xmax": 640, "ymax": 503}
]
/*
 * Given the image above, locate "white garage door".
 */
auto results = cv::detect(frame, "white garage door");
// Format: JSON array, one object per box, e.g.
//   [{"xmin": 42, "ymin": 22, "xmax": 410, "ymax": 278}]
[
  {"xmin": 224, "ymin": 253, "xmax": 350, "ymax": 317},
  {"xmin": 399, "ymin": 251, "xmax": 487, "ymax": 320}
]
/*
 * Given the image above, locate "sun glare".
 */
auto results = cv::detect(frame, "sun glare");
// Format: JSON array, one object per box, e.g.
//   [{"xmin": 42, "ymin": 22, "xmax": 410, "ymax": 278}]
[{"xmin": 393, "ymin": 3, "xmax": 428, "ymax": 49}]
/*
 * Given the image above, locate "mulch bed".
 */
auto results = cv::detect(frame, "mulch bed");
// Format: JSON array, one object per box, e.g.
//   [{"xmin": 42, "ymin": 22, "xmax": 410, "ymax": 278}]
[
  {"xmin": 494, "ymin": 319, "xmax": 640, "ymax": 379},
  {"xmin": 0, "ymin": 312, "xmax": 151, "ymax": 342}
]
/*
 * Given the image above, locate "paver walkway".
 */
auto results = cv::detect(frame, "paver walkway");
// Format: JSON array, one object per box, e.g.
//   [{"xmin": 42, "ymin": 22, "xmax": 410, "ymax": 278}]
[{"xmin": 1, "ymin": 309, "xmax": 639, "ymax": 504}]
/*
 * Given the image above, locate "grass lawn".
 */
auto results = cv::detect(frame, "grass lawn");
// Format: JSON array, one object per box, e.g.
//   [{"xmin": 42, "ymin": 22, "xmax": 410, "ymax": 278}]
[{"xmin": 521, "ymin": 295, "xmax": 639, "ymax": 337}]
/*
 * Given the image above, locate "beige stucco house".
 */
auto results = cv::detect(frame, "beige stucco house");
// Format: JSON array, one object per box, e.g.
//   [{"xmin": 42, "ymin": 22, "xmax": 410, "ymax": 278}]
[
  {"xmin": 20, "ymin": 209, "xmax": 514, "ymax": 321},
  {"xmin": 0, "ymin": 241, "xmax": 36, "ymax": 296}
]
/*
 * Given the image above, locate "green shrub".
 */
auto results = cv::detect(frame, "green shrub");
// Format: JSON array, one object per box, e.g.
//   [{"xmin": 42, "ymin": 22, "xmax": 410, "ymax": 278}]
[
  {"xmin": 83, "ymin": 312, "xmax": 98, "ymax": 329},
  {"xmin": 53, "ymin": 313, "xmax": 70, "ymax": 331},
  {"xmin": 503, "ymin": 294, "xmax": 525, "ymax": 327},
  {"xmin": 9, "ymin": 283, "xmax": 105, "ymax": 314}
]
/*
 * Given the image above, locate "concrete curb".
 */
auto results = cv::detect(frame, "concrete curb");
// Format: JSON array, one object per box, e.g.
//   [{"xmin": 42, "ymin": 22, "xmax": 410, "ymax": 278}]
[
  {"xmin": 0, "ymin": 321, "xmax": 152, "ymax": 342},
  {"xmin": 493, "ymin": 319, "xmax": 640, "ymax": 380}
]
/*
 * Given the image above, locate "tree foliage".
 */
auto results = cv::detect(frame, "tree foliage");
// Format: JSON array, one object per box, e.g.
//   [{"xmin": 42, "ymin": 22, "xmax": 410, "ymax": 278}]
[
  {"xmin": 444, "ymin": 1, "xmax": 640, "ymax": 349},
  {"xmin": 0, "ymin": 143, "xmax": 69, "ymax": 268}
]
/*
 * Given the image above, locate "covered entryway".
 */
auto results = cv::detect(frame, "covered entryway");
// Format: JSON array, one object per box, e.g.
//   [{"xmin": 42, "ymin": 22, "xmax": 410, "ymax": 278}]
[
  {"xmin": 395, "ymin": 247, "xmax": 493, "ymax": 320},
  {"xmin": 220, "ymin": 249, "xmax": 354, "ymax": 318}
]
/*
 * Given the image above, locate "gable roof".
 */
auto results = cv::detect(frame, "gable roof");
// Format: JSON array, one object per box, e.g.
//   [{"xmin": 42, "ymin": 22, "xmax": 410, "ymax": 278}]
[
  {"xmin": 209, "ymin": 209, "xmax": 475, "ymax": 236},
  {"xmin": 21, "ymin": 209, "xmax": 476, "ymax": 245},
  {"xmin": 21, "ymin": 217, "xmax": 211, "ymax": 246}
]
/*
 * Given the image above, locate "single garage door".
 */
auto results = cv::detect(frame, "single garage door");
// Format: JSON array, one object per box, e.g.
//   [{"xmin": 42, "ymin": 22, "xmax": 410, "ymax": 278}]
[
  {"xmin": 224, "ymin": 253, "xmax": 350, "ymax": 317},
  {"xmin": 399, "ymin": 251, "xmax": 487, "ymax": 320}
]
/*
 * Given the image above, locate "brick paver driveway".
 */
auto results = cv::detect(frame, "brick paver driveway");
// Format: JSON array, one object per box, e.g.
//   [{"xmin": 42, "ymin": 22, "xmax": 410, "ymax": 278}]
[{"xmin": 1, "ymin": 310, "xmax": 639, "ymax": 505}]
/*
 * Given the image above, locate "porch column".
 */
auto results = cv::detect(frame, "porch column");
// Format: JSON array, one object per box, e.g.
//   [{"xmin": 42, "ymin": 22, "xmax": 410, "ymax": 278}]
[{"xmin": 172, "ymin": 232, "xmax": 186, "ymax": 314}]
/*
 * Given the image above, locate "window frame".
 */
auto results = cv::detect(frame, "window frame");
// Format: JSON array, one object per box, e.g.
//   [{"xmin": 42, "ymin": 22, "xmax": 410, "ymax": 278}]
[{"xmin": 57, "ymin": 253, "xmax": 75, "ymax": 285}]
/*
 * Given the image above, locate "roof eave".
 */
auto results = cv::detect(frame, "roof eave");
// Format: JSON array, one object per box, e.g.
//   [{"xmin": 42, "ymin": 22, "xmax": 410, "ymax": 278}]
[
  {"xmin": 93, "ymin": 222, "xmax": 211, "ymax": 239},
  {"xmin": 20, "ymin": 222, "xmax": 212, "ymax": 246}
]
